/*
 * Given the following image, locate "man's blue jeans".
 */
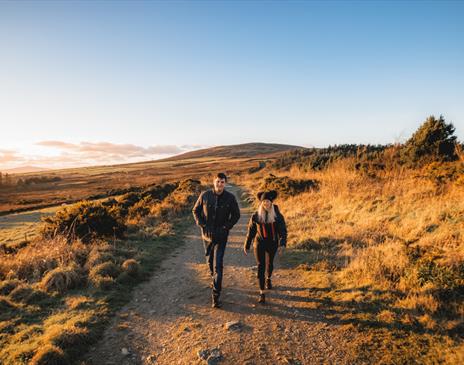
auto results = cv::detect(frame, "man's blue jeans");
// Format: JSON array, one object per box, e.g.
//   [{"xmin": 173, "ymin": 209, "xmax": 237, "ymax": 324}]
[{"xmin": 205, "ymin": 240, "xmax": 227, "ymax": 295}]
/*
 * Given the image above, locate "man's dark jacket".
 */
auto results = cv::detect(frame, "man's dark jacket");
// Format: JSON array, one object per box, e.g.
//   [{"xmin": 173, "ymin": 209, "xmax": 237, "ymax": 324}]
[{"xmin": 192, "ymin": 189, "xmax": 240, "ymax": 249}]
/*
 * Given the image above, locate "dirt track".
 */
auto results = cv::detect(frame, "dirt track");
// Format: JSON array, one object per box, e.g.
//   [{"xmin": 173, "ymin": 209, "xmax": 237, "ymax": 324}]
[{"xmin": 86, "ymin": 186, "xmax": 353, "ymax": 365}]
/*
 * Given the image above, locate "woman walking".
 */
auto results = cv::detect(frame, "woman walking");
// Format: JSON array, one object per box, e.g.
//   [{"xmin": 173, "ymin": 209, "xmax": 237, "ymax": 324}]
[{"xmin": 243, "ymin": 190, "xmax": 287, "ymax": 304}]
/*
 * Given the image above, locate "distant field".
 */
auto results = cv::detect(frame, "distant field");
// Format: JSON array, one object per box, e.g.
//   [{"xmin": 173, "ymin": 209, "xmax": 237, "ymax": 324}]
[
  {"xmin": 0, "ymin": 144, "xmax": 294, "ymax": 214},
  {"xmin": 0, "ymin": 206, "xmax": 60, "ymax": 249}
]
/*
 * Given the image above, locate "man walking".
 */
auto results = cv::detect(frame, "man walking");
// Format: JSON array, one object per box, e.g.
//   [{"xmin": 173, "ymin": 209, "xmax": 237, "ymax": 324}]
[{"xmin": 192, "ymin": 172, "xmax": 240, "ymax": 308}]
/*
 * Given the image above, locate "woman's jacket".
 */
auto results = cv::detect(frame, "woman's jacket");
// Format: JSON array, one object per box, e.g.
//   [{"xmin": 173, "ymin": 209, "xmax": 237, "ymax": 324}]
[{"xmin": 244, "ymin": 204, "xmax": 287, "ymax": 250}]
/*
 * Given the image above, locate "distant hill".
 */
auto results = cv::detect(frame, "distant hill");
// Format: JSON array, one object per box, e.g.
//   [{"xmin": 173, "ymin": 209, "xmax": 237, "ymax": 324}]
[
  {"xmin": 160, "ymin": 142, "xmax": 303, "ymax": 161},
  {"xmin": 2, "ymin": 166, "xmax": 48, "ymax": 174}
]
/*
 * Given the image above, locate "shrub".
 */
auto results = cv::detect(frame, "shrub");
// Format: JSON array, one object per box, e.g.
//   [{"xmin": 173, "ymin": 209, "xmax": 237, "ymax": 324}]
[
  {"xmin": 260, "ymin": 175, "xmax": 319, "ymax": 197},
  {"xmin": 416, "ymin": 258, "xmax": 464, "ymax": 290},
  {"xmin": 40, "ymin": 266, "xmax": 82, "ymax": 293},
  {"xmin": 423, "ymin": 161, "xmax": 464, "ymax": 185},
  {"xmin": 127, "ymin": 196, "xmax": 153, "ymax": 219},
  {"xmin": 273, "ymin": 145, "xmax": 386, "ymax": 171},
  {"xmin": 401, "ymin": 115, "xmax": 458, "ymax": 165},
  {"xmin": 41, "ymin": 201, "xmax": 126, "ymax": 243},
  {"xmin": 142, "ymin": 182, "xmax": 178, "ymax": 200},
  {"xmin": 116, "ymin": 192, "xmax": 143, "ymax": 217},
  {"xmin": 175, "ymin": 178, "xmax": 201, "ymax": 193}
]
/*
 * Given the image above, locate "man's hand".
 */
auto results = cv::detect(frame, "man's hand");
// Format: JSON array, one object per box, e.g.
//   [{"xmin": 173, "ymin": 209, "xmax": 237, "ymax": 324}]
[
  {"xmin": 278, "ymin": 246, "xmax": 286, "ymax": 256},
  {"xmin": 243, "ymin": 246, "xmax": 248, "ymax": 256}
]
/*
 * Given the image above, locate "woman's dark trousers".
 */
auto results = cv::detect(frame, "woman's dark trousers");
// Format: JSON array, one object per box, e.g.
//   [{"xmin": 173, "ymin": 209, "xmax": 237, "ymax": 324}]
[{"xmin": 254, "ymin": 241, "xmax": 278, "ymax": 290}]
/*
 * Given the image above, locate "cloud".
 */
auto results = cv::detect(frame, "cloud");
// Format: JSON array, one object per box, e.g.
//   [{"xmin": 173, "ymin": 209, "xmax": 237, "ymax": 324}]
[
  {"xmin": 37, "ymin": 141, "xmax": 184, "ymax": 158},
  {"xmin": 180, "ymin": 144, "xmax": 210, "ymax": 150},
  {"xmin": 36, "ymin": 141, "xmax": 78, "ymax": 149},
  {"xmin": 0, "ymin": 149, "xmax": 24, "ymax": 164},
  {"xmin": 0, "ymin": 141, "xmax": 194, "ymax": 171}
]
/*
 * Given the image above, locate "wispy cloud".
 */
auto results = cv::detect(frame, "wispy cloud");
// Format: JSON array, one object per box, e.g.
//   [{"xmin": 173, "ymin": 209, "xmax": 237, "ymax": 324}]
[
  {"xmin": 36, "ymin": 141, "xmax": 183, "ymax": 157},
  {"xmin": 0, "ymin": 141, "xmax": 207, "ymax": 171},
  {"xmin": 0, "ymin": 149, "xmax": 25, "ymax": 164}
]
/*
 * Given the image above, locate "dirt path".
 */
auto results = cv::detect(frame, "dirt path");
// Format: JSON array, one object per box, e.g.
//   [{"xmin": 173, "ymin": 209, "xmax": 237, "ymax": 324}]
[{"xmin": 86, "ymin": 186, "xmax": 353, "ymax": 365}]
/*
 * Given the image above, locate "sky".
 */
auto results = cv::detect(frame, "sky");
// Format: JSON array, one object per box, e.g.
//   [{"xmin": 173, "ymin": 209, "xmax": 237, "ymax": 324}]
[{"xmin": 1, "ymin": 0, "xmax": 463, "ymax": 170}]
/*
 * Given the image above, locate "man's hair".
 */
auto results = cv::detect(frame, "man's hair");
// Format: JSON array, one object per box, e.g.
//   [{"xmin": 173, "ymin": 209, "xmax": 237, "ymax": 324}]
[{"xmin": 215, "ymin": 172, "xmax": 227, "ymax": 182}]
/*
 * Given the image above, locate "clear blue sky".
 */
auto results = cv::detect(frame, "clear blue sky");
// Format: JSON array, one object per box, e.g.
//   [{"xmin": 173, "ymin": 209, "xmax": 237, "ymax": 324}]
[{"xmin": 0, "ymin": 0, "xmax": 463, "ymax": 169}]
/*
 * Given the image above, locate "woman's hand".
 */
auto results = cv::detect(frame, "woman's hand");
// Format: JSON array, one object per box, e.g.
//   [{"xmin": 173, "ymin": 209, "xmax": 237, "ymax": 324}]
[{"xmin": 243, "ymin": 246, "xmax": 248, "ymax": 255}]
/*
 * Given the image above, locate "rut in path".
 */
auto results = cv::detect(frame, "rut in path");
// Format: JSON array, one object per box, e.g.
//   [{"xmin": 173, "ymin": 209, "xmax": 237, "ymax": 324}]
[{"xmin": 86, "ymin": 186, "xmax": 353, "ymax": 365}]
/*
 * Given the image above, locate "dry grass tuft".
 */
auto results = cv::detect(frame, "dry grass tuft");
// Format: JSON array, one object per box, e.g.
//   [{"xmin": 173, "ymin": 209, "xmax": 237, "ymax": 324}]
[
  {"xmin": 89, "ymin": 261, "xmax": 120, "ymax": 279},
  {"xmin": 0, "ymin": 296, "xmax": 18, "ymax": 313},
  {"xmin": 121, "ymin": 259, "xmax": 140, "ymax": 277},
  {"xmin": 64, "ymin": 295, "xmax": 94, "ymax": 310},
  {"xmin": 88, "ymin": 274, "xmax": 115, "ymax": 290},
  {"xmin": 0, "ymin": 236, "xmax": 88, "ymax": 282},
  {"xmin": 30, "ymin": 344, "xmax": 69, "ymax": 365},
  {"xmin": 85, "ymin": 242, "xmax": 116, "ymax": 268},
  {"xmin": 9, "ymin": 284, "xmax": 49, "ymax": 305},
  {"xmin": 0, "ymin": 278, "xmax": 22, "ymax": 295},
  {"xmin": 40, "ymin": 266, "xmax": 83, "ymax": 293}
]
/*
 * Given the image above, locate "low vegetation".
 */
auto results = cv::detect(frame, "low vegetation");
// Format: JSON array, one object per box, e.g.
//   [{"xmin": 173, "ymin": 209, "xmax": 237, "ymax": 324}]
[
  {"xmin": 0, "ymin": 179, "xmax": 202, "ymax": 364},
  {"xmin": 239, "ymin": 115, "xmax": 464, "ymax": 363}
]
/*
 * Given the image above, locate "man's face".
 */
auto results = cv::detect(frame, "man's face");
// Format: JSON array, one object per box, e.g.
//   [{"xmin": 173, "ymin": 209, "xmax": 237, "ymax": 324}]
[{"xmin": 213, "ymin": 177, "xmax": 226, "ymax": 193}]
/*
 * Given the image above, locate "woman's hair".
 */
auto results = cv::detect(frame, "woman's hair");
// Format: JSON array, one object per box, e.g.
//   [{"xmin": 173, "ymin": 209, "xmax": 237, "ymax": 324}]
[{"xmin": 257, "ymin": 202, "xmax": 276, "ymax": 223}]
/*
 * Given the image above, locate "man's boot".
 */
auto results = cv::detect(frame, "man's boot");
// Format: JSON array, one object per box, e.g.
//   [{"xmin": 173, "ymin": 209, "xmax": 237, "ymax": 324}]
[{"xmin": 212, "ymin": 293, "xmax": 221, "ymax": 308}]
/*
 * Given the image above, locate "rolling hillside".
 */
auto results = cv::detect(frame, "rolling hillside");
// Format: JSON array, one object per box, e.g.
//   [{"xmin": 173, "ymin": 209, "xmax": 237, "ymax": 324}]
[{"xmin": 0, "ymin": 143, "xmax": 300, "ymax": 214}]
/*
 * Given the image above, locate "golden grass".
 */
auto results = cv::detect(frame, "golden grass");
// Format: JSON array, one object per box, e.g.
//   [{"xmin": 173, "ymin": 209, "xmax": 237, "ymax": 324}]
[
  {"xmin": 239, "ymin": 158, "xmax": 464, "ymax": 362},
  {"xmin": 40, "ymin": 265, "xmax": 82, "ymax": 293},
  {"xmin": 0, "ymin": 179, "xmax": 201, "ymax": 364},
  {"xmin": 0, "ymin": 236, "xmax": 88, "ymax": 281}
]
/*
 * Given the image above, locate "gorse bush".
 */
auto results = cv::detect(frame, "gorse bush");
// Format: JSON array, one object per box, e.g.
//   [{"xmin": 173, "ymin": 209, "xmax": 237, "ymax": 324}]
[
  {"xmin": 260, "ymin": 174, "xmax": 319, "ymax": 197},
  {"xmin": 273, "ymin": 144, "xmax": 386, "ymax": 171},
  {"xmin": 423, "ymin": 161, "xmax": 464, "ymax": 186},
  {"xmin": 272, "ymin": 116, "xmax": 460, "ymax": 174},
  {"xmin": 41, "ymin": 201, "xmax": 126, "ymax": 243},
  {"xmin": 401, "ymin": 115, "xmax": 458, "ymax": 164},
  {"xmin": 416, "ymin": 258, "xmax": 464, "ymax": 291}
]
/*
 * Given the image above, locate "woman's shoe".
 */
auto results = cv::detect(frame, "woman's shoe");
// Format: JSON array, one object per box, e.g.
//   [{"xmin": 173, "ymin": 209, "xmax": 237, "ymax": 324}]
[
  {"xmin": 258, "ymin": 293, "xmax": 265, "ymax": 304},
  {"xmin": 265, "ymin": 278, "xmax": 272, "ymax": 290}
]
